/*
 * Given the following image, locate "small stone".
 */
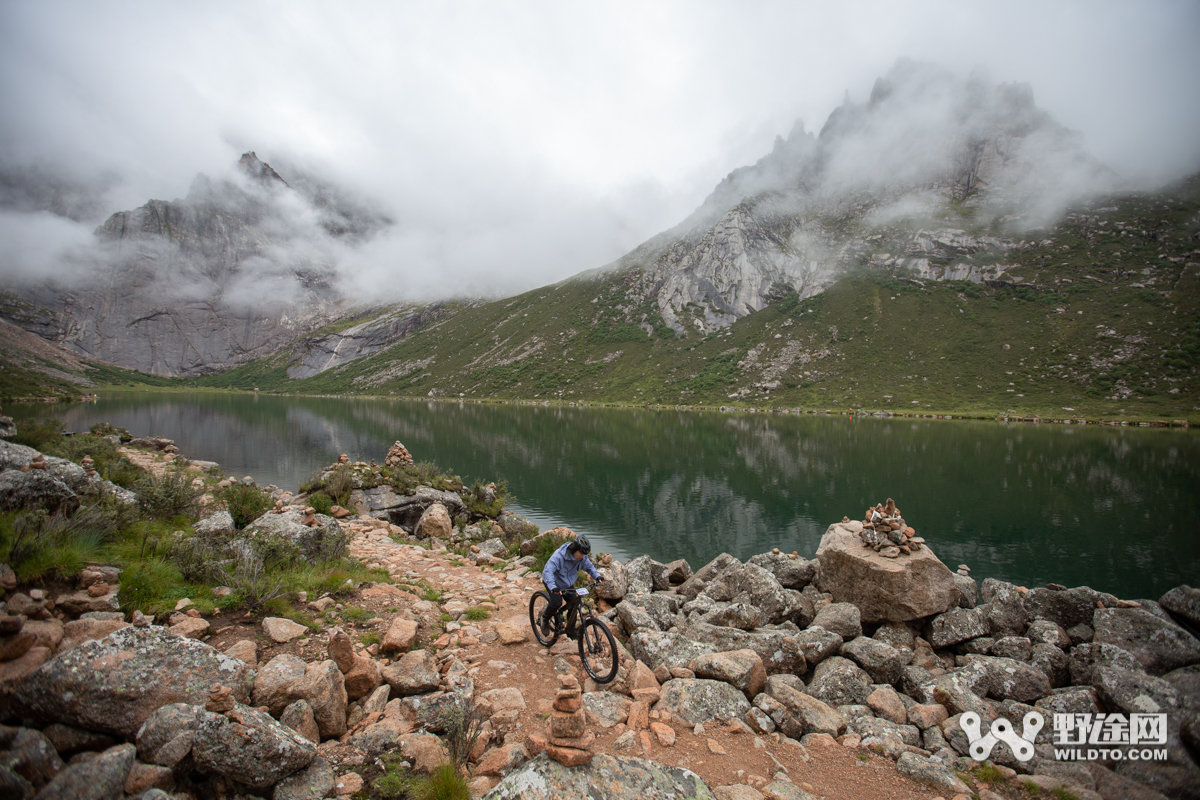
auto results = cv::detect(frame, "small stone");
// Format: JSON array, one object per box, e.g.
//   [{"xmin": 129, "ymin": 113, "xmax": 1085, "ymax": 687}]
[
  {"xmin": 263, "ymin": 617, "xmax": 309, "ymax": 643},
  {"xmin": 650, "ymin": 721, "xmax": 676, "ymax": 746},
  {"xmin": 708, "ymin": 738, "xmax": 727, "ymax": 754},
  {"xmin": 87, "ymin": 582, "xmax": 110, "ymax": 597}
]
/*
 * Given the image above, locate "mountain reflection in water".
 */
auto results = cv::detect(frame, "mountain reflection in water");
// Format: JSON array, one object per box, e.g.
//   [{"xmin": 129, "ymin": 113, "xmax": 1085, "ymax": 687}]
[{"xmin": 17, "ymin": 393, "xmax": 1199, "ymax": 600}]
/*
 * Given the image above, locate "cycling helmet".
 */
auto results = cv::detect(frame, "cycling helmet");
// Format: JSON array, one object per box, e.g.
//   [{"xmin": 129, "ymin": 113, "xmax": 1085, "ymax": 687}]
[{"xmin": 571, "ymin": 535, "xmax": 592, "ymax": 555}]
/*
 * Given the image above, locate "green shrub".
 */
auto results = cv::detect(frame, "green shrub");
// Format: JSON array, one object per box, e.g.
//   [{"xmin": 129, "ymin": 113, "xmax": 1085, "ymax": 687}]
[
  {"xmin": 420, "ymin": 763, "xmax": 471, "ymax": 800},
  {"xmin": 1, "ymin": 501, "xmax": 133, "ymax": 581},
  {"xmin": 88, "ymin": 422, "xmax": 132, "ymax": 442},
  {"xmin": 219, "ymin": 484, "xmax": 272, "ymax": 530},
  {"xmin": 308, "ymin": 492, "xmax": 334, "ymax": 516},
  {"xmin": 464, "ymin": 607, "xmax": 489, "ymax": 621},
  {"xmin": 340, "ymin": 605, "xmax": 368, "ymax": 622},
  {"xmin": 323, "ymin": 465, "xmax": 355, "ymax": 506},
  {"xmin": 463, "ymin": 480, "xmax": 508, "ymax": 518},
  {"xmin": 11, "ymin": 418, "xmax": 64, "ymax": 451},
  {"xmin": 54, "ymin": 434, "xmax": 143, "ymax": 488},
  {"xmin": 119, "ymin": 558, "xmax": 186, "ymax": 616},
  {"xmin": 134, "ymin": 470, "xmax": 203, "ymax": 519}
]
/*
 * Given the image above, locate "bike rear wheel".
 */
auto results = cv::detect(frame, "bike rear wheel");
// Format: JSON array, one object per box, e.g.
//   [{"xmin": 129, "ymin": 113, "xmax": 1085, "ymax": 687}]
[
  {"xmin": 578, "ymin": 617, "xmax": 618, "ymax": 683},
  {"xmin": 529, "ymin": 590, "xmax": 559, "ymax": 646}
]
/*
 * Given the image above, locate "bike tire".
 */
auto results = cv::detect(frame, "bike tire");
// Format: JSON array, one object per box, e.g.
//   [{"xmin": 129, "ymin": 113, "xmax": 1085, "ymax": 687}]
[
  {"xmin": 529, "ymin": 590, "xmax": 559, "ymax": 646},
  {"xmin": 578, "ymin": 617, "xmax": 619, "ymax": 684}
]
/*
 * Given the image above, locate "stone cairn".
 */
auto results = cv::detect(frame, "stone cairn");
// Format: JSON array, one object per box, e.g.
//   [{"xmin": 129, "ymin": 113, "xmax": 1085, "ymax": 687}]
[
  {"xmin": 544, "ymin": 674, "xmax": 594, "ymax": 767},
  {"xmin": 856, "ymin": 497, "xmax": 926, "ymax": 558},
  {"xmin": 384, "ymin": 441, "xmax": 414, "ymax": 468}
]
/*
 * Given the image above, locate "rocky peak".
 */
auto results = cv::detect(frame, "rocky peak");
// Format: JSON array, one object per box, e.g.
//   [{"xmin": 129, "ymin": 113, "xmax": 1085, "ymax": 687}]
[{"xmin": 238, "ymin": 151, "xmax": 289, "ymax": 189}]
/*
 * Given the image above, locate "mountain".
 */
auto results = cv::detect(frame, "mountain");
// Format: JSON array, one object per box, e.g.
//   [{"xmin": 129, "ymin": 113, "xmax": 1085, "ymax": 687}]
[
  {"xmin": 2, "ymin": 62, "xmax": 1196, "ymax": 420},
  {"xmin": 4, "ymin": 152, "xmax": 390, "ymax": 377}
]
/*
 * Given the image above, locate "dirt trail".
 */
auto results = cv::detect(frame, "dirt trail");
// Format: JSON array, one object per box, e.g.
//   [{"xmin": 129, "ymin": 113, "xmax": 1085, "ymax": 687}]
[{"xmin": 342, "ymin": 522, "xmax": 951, "ymax": 799}]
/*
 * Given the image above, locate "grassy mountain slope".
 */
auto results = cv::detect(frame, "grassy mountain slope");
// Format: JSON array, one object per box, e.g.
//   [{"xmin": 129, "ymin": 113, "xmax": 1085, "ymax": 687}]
[{"xmin": 194, "ymin": 182, "xmax": 1200, "ymax": 422}]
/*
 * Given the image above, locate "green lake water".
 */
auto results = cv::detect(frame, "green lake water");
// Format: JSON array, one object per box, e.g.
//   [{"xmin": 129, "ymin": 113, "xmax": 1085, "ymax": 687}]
[{"xmin": 13, "ymin": 393, "xmax": 1199, "ymax": 600}]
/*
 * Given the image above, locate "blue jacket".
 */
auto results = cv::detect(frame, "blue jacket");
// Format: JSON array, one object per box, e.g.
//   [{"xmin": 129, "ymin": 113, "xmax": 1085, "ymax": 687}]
[{"xmin": 542, "ymin": 541, "xmax": 601, "ymax": 591}]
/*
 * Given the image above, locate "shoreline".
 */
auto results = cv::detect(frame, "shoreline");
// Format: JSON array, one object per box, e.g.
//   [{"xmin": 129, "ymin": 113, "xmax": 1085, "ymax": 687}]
[{"xmin": 13, "ymin": 387, "xmax": 1197, "ymax": 429}]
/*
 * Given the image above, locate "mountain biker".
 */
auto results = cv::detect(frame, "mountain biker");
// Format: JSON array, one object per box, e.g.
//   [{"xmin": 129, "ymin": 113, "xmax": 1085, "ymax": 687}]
[{"xmin": 540, "ymin": 535, "xmax": 602, "ymax": 639}]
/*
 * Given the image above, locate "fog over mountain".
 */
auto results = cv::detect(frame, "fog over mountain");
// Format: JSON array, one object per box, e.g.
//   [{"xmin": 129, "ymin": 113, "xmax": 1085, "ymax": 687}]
[{"xmin": 1, "ymin": 2, "xmax": 1197, "ymax": 307}]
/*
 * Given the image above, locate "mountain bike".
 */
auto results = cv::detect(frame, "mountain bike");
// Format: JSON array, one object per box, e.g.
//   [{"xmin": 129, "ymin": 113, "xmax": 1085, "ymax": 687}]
[{"xmin": 529, "ymin": 582, "xmax": 619, "ymax": 684}]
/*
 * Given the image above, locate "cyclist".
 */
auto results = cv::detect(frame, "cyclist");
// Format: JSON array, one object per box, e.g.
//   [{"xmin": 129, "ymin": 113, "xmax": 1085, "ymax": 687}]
[{"xmin": 540, "ymin": 535, "xmax": 602, "ymax": 639}]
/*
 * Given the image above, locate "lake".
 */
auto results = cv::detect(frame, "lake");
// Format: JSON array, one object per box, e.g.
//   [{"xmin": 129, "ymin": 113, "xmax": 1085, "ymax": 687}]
[{"xmin": 11, "ymin": 393, "xmax": 1199, "ymax": 600}]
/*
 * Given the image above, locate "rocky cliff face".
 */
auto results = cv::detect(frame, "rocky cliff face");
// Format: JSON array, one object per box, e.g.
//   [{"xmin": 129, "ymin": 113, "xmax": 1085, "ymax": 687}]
[
  {"xmin": 9, "ymin": 153, "xmax": 387, "ymax": 376},
  {"xmin": 609, "ymin": 61, "xmax": 1113, "ymax": 336}
]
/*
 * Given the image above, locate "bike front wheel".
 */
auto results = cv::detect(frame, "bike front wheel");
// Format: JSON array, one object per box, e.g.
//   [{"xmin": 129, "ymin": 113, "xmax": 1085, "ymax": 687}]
[
  {"xmin": 578, "ymin": 617, "xmax": 619, "ymax": 683},
  {"xmin": 529, "ymin": 590, "xmax": 559, "ymax": 646}
]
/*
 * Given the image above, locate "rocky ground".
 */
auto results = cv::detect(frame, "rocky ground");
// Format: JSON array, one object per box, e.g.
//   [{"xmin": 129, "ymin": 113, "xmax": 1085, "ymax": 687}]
[{"xmin": 1, "ymin": 436, "xmax": 1198, "ymax": 800}]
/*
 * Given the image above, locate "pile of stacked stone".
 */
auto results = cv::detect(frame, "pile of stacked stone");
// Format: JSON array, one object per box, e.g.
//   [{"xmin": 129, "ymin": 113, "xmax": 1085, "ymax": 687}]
[
  {"xmin": 858, "ymin": 497, "xmax": 925, "ymax": 558},
  {"xmin": 545, "ymin": 674, "xmax": 594, "ymax": 766},
  {"xmin": 384, "ymin": 441, "xmax": 414, "ymax": 468}
]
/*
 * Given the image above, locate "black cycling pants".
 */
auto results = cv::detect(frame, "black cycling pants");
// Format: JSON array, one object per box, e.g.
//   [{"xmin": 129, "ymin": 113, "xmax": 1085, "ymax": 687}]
[{"xmin": 544, "ymin": 586, "xmax": 580, "ymax": 628}]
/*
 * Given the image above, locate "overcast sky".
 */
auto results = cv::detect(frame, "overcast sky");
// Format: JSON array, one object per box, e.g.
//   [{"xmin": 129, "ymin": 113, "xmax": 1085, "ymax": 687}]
[{"xmin": 1, "ymin": 1, "xmax": 1198, "ymax": 299}]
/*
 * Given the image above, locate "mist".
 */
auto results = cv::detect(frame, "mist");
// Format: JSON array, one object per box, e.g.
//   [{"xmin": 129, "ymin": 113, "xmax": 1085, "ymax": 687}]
[{"xmin": 1, "ymin": 1, "xmax": 1197, "ymax": 305}]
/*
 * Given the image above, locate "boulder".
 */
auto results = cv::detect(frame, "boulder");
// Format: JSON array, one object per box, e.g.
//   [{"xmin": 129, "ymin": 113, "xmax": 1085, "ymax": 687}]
[
  {"xmin": 241, "ymin": 509, "xmax": 347, "ymax": 562},
  {"xmin": 13, "ymin": 626, "xmax": 253, "ymax": 739},
  {"xmin": 654, "ymin": 679, "xmax": 751, "ymax": 725},
  {"xmin": 1025, "ymin": 585, "xmax": 1117, "ymax": 630},
  {"xmin": 873, "ymin": 622, "xmax": 916, "ymax": 652},
  {"xmin": 381, "ymin": 617, "xmax": 419, "ymax": 654},
  {"xmin": 700, "ymin": 602, "xmax": 762, "ymax": 631},
  {"xmin": 280, "ymin": 699, "xmax": 321, "ymax": 743},
  {"xmin": 53, "ymin": 586, "xmax": 119, "ymax": 616},
  {"xmin": 41, "ymin": 724, "xmax": 116, "ymax": 759},
  {"xmin": 291, "ymin": 660, "xmax": 348, "ymax": 739},
  {"xmin": 416, "ymin": 503, "xmax": 453, "ymax": 539},
  {"xmin": 625, "ymin": 555, "xmax": 670, "ymax": 594},
  {"xmin": 866, "ymin": 685, "xmax": 908, "ymax": 725},
  {"xmin": 687, "ymin": 622, "xmax": 807, "ymax": 675},
  {"xmin": 482, "ymin": 753, "xmax": 715, "ymax": 800},
  {"xmin": 989, "ymin": 636, "xmax": 1032, "ymax": 662},
  {"xmin": 979, "ymin": 579, "xmax": 1028, "ymax": 636},
  {"xmin": 1026, "ymin": 619, "xmax": 1072, "ymax": 650},
  {"xmin": 1034, "ymin": 687, "xmax": 1102, "ymax": 718},
  {"xmin": 254, "ymin": 654, "xmax": 308, "ymax": 715},
  {"xmin": 1030, "ymin": 642, "xmax": 1070, "ymax": 688},
  {"xmin": 135, "ymin": 703, "xmax": 201, "ymax": 768},
  {"xmin": 595, "ymin": 561, "xmax": 630, "ymax": 601},
  {"xmin": 273, "ymin": 756, "xmax": 335, "ymax": 800},
  {"xmin": 1160, "ymin": 585, "xmax": 1200, "ymax": 629},
  {"xmin": 840, "ymin": 637, "xmax": 906, "ymax": 685},
  {"xmin": 382, "ymin": 649, "xmax": 441, "ymax": 696},
  {"xmin": 583, "ymin": 691, "xmax": 632, "ymax": 728},
  {"xmin": 746, "ymin": 552, "xmax": 815, "ymax": 590},
  {"xmin": 814, "ymin": 521, "xmax": 959, "ymax": 623},
  {"xmin": 31, "ymin": 742, "xmax": 133, "ymax": 800},
  {"xmin": 678, "ymin": 554, "xmax": 740, "ymax": 600},
  {"xmin": 193, "ymin": 511, "xmax": 235, "ymax": 537},
  {"xmin": 628, "ymin": 630, "xmax": 714, "ymax": 673},
  {"xmin": 793, "ymin": 627, "xmax": 842, "ymax": 667},
  {"xmin": 895, "ymin": 752, "xmax": 970, "ymax": 794},
  {"xmin": 765, "ymin": 680, "xmax": 845, "ymax": 737},
  {"xmin": 809, "ymin": 603, "xmax": 861, "ymax": 640},
  {"xmin": 191, "ymin": 705, "xmax": 317, "ymax": 788},
  {"xmin": 806, "ymin": 657, "xmax": 873, "ymax": 707},
  {"xmin": 665, "ymin": 559, "xmax": 693, "ymax": 585},
  {"xmin": 688, "ymin": 650, "xmax": 766, "ymax": 700},
  {"xmin": 925, "ymin": 606, "xmax": 989, "ymax": 648},
  {"xmin": 1092, "ymin": 667, "xmax": 1182, "ymax": 717},
  {"xmin": 342, "ymin": 655, "xmax": 383, "ymax": 701},
  {"xmin": 5, "ymin": 728, "xmax": 63, "ymax": 789},
  {"xmin": 0, "ymin": 470, "xmax": 79, "ymax": 515},
  {"xmin": 58, "ymin": 618, "xmax": 129, "ymax": 653},
  {"xmin": 702, "ymin": 564, "xmax": 792, "ymax": 625},
  {"xmin": 959, "ymin": 654, "xmax": 1051, "ymax": 703},
  {"xmin": 1093, "ymin": 607, "xmax": 1200, "ymax": 676}
]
